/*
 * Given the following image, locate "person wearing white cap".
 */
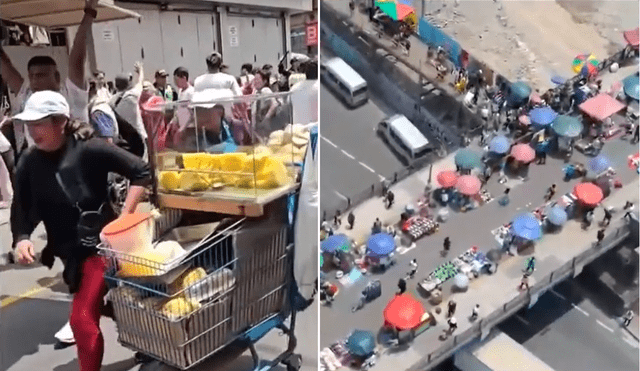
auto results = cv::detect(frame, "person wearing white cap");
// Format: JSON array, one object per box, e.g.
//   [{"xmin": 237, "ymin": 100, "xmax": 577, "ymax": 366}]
[
  {"xmin": 0, "ymin": 0, "xmax": 99, "ymax": 160},
  {"xmin": 11, "ymin": 91, "xmax": 151, "ymax": 371}
]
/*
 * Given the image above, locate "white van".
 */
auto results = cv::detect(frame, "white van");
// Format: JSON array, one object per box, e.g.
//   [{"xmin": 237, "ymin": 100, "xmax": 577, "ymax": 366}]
[
  {"xmin": 377, "ymin": 114, "xmax": 432, "ymax": 163},
  {"xmin": 321, "ymin": 57, "xmax": 368, "ymax": 107}
]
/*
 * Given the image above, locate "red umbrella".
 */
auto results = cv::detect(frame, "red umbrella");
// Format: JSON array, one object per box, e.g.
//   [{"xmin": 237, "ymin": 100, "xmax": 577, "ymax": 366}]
[
  {"xmin": 383, "ymin": 294, "xmax": 425, "ymax": 330},
  {"xmin": 436, "ymin": 170, "xmax": 458, "ymax": 188},
  {"xmin": 510, "ymin": 144, "xmax": 535, "ymax": 163},
  {"xmin": 573, "ymin": 183, "xmax": 604, "ymax": 207},
  {"xmin": 455, "ymin": 175, "xmax": 482, "ymax": 196}
]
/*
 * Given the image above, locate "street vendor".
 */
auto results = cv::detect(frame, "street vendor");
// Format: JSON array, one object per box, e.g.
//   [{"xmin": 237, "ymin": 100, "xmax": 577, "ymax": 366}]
[{"xmin": 10, "ymin": 91, "xmax": 151, "ymax": 371}]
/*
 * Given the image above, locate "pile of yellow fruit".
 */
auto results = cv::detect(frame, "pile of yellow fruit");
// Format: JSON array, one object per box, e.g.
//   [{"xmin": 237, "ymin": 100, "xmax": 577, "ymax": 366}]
[{"xmin": 267, "ymin": 124, "xmax": 310, "ymax": 164}]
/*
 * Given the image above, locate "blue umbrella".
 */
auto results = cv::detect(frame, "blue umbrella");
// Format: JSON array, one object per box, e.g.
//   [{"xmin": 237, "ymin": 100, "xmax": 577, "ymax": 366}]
[
  {"xmin": 367, "ymin": 233, "xmax": 395, "ymax": 257},
  {"xmin": 511, "ymin": 213, "xmax": 542, "ymax": 240},
  {"xmin": 321, "ymin": 234, "xmax": 350, "ymax": 253},
  {"xmin": 551, "ymin": 75, "xmax": 567, "ymax": 85},
  {"xmin": 454, "ymin": 149, "xmax": 483, "ymax": 169},
  {"xmin": 623, "ymin": 74, "xmax": 639, "ymax": 101},
  {"xmin": 547, "ymin": 206, "xmax": 568, "ymax": 226},
  {"xmin": 529, "ymin": 107, "xmax": 557, "ymax": 126},
  {"xmin": 551, "ymin": 115, "xmax": 583, "ymax": 138},
  {"xmin": 347, "ymin": 330, "xmax": 376, "ymax": 357},
  {"xmin": 488, "ymin": 136, "xmax": 510, "ymax": 154},
  {"xmin": 588, "ymin": 155, "xmax": 611, "ymax": 174}
]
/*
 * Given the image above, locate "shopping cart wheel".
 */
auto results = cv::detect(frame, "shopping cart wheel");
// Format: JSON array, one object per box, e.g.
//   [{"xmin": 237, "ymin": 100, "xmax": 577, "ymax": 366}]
[
  {"xmin": 134, "ymin": 352, "xmax": 155, "ymax": 365},
  {"xmin": 282, "ymin": 354, "xmax": 302, "ymax": 371}
]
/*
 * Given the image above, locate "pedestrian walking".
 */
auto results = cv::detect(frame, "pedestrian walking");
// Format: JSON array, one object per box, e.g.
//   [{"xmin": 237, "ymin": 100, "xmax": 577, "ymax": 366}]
[
  {"xmin": 386, "ymin": 190, "xmax": 395, "ymax": 209},
  {"xmin": 397, "ymin": 277, "xmax": 407, "ymax": 295},
  {"xmin": 447, "ymin": 317, "xmax": 458, "ymax": 333},
  {"xmin": 498, "ymin": 187, "xmax": 510, "ymax": 206},
  {"xmin": 443, "ymin": 237, "xmax": 451, "ymax": 255},
  {"xmin": 334, "ymin": 210, "xmax": 342, "ymax": 227},
  {"xmin": 633, "ymin": 124, "xmax": 639, "ymax": 144},
  {"xmin": 408, "ymin": 259, "xmax": 418, "ymax": 279},
  {"xmin": 545, "ymin": 184, "xmax": 556, "ymax": 201},
  {"xmin": 348, "ymin": 1, "xmax": 355, "ymax": 16},
  {"xmin": 596, "ymin": 228, "xmax": 605, "ymax": 246},
  {"xmin": 623, "ymin": 310, "xmax": 634, "ymax": 327},
  {"xmin": 347, "ymin": 211, "xmax": 355, "ymax": 230},
  {"xmin": 519, "ymin": 274, "xmax": 530, "ymax": 290},
  {"xmin": 602, "ymin": 206, "xmax": 613, "ymax": 226},
  {"xmin": 623, "ymin": 201, "xmax": 635, "ymax": 219},
  {"xmin": 373, "ymin": 217, "xmax": 383, "ymax": 234},
  {"xmin": 539, "ymin": 150, "xmax": 547, "ymax": 165},
  {"xmin": 471, "ymin": 304, "xmax": 480, "ymax": 320},
  {"xmin": 447, "ymin": 300, "xmax": 457, "ymax": 317},
  {"xmin": 525, "ymin": 256, "xmax": 536, "ymax": 273}
]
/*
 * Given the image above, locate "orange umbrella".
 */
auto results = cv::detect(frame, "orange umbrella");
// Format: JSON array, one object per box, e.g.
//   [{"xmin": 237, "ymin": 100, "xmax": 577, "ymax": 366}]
[
  {"xmin": 510, "ymin": 144, "xmax": 535, "ymax": 163},
  {"xmin": 437, "ymin": 170, "xmax": 458, "ymax": 188},
  {"xmin": 573, "ymin": 183, "xmax": 604, "ymax": 207},
  {"xmin": 455, "ymin": 175, "xmax": 482, "ymax": 196},
  {"xmin": 383, "ymin": 294, "xmax": 425, "ymax": 330}
]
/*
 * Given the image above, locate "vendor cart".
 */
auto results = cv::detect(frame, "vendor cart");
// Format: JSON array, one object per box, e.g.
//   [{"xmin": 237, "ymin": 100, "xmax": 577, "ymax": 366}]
[
  {"xmin": 402, "ymin": 216, "xmax": 439, "ymax": 241},
  {"xmin": 100, "ymin": 95, "xmax": 311, "ymax": 371}
]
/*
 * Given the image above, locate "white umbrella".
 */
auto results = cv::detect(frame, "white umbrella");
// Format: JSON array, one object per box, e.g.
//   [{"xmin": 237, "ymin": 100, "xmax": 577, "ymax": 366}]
[{"xmin": 454, "ymin": 273, "xmax": 469, "ymax": 289}]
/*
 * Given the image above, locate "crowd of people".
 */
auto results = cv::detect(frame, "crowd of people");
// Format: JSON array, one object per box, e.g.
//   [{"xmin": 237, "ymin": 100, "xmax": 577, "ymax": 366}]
[{"xmin": 0, "ymin": 0, "xmax": 318, "ymax": 369}]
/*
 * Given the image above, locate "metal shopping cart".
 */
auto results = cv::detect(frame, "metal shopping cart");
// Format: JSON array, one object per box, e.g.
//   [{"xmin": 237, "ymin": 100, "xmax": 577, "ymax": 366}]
[{"xmin": 99, "ymin": 216, "xmax": 302, "ymax": 371}]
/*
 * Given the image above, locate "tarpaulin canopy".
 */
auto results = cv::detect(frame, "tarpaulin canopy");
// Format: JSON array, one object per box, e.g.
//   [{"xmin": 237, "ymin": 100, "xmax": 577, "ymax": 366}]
[
  {"xmin": 624, "ymin": 27, "xmax": 639, "ymax": 48},
  {"xmin": 321, "ymin": 234, "xmax": 351, "ymax": 253},
  {"xmin": 510, "ymin": 144, "xmax": 535, "ymax": 163},
  {"xmin": 588, "ymin": 154, "xmax": 611, "ymax": 174},
  {"xmin": 366, "ymin": 233, "xmax": 395, "ymax": 257},
  {"xmin": 489, "ymin": 135, "xmax": 510, "ymax": 154},
  {"xmin": 455, "ymin": 175, "xmax": 482, "ymax": 196},
  {"xmin": 0, "ymin": 0, "xmax": 140, "ymax": 28},
  {"xmin": 511, "ymin": 213, "xmax": 542, "ymax": 240},
  {"xmin": 374, "ymin": 0, "xmax": 415, "ymax": 21},
  {"xmin": 578, "ymin": 94, "xmax": 626, "ymax": 122},
  {"xmin": 623, "ymin": 74, "xmax": 640, "ymax": 101},
  {"xmin": 383, "ymin": 294, "xmax": 425, "ymax": 330},
  {"xmin": 436, "ymin": 170, "xmax": 458, "ymax": 188},
  {"xmin": 454, "ymin": 149, "xmax": 483, "ymax": 169},
  {"xmin": 529, "ymin": 107, "xmax": 557, "ymax": 126},
  {"xmin": 346, "ymin": 330, "xmax": 376, "ymax": 357},
  {"xmin": 552, "ymin": 115, "xmax": 583, "ymax": 138},
  {"xmin": 547, "ymin": 206, "xmax": 568, "ymax": 226},
  {"xmin": 573, "ymin": 182, "xmax": 604, "ymax": 207}
]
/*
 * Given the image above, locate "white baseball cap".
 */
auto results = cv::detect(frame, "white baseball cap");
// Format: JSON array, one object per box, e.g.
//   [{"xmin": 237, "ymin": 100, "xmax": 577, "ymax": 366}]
[{"xmin": 13, "ymin": 90, "xmax": 70, "ymax": 122}]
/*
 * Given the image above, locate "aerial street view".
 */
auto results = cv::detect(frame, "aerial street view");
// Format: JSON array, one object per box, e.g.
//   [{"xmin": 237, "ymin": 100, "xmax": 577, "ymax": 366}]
[
  {"xmin": 318, "ymin": 1, "xmax": 639, "ymax": 371},
  {"xmin": 1, "ymin": 1, "xmax": 319, "ymax": 371}
]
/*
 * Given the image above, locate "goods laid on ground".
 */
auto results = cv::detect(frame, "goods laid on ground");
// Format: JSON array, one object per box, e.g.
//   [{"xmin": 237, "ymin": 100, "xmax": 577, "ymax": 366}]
[{"xmin": 402, "ymin": 216, "xmax": 439, "ymax": 240}]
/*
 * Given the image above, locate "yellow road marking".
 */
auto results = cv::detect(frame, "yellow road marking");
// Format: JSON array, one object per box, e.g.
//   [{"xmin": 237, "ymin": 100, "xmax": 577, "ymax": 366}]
[{"xmin": 0, "ymin": 278, "xmax": 62, "ymax": 308}]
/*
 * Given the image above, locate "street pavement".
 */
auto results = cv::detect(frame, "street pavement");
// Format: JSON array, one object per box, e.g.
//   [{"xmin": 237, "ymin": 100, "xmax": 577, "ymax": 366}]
[
  {"xmin": 320, "ymin": 71, "xmax": 405, "ymax": 216},
  {"xmin": 320, "ymin": 130, "xmax": 639, "ymax": 371},
  {"xmin": 499, "ymin": 273, "xmax": 639, "ymax": 371},
  {"xmin": 0, "ymin": 207, "xmax": 318, "ymax": 371}
]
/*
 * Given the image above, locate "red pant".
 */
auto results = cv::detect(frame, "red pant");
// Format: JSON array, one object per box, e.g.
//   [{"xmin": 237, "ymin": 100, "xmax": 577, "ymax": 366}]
[{"xmin": 70, "ymin": 255, "xmax": 107, "ymax": 371}]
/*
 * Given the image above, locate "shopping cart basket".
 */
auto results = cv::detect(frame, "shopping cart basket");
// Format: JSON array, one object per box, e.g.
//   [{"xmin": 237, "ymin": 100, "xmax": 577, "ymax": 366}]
[{"xmin": 99, "ymin": 218, "xmax": 302, "ymax": 370}]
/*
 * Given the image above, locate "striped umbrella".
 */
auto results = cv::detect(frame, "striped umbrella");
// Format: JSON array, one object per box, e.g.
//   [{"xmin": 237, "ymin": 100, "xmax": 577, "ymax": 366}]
[
  {"xmin": 580, "ymin": 59, "xmax": 599, "ymax": 77},
  {"xmin": 572, "ymin": 54, "xmax": 597, "ymax": 74}
]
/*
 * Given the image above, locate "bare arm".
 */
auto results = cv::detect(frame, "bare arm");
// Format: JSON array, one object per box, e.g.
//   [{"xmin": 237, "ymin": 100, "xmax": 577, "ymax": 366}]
[
  {"xmin": 0, "ymin": 46, "xmax": 25, "ymax": 93},
  {"xmin": 68, "ymin": 0, "xmax": 99, "ymax": 89},
  {"xmin": 134, "ymin": 62, "xmax": 144, "ymax": 88}
]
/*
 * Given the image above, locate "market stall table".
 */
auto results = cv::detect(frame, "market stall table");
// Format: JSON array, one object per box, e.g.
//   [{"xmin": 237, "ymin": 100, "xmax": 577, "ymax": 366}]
[{"xmin": 402, "ymin": 216, "xmax": 439, "ymax": 240}]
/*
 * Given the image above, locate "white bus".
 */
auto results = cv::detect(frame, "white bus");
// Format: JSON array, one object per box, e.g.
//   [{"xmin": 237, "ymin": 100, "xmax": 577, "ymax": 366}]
[
  {"xmin": 377, "ymin": 114, "xmax": 432, "ymax": 164},
  {"xmin": 321, "ymin": 57, "xmax": 368, "ymax": 107}
]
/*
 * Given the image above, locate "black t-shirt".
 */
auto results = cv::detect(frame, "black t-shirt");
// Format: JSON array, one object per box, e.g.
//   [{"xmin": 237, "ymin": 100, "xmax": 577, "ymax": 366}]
[{"xmin": 11, "ymin": 137, "xmax": 151, "ymax": 258}]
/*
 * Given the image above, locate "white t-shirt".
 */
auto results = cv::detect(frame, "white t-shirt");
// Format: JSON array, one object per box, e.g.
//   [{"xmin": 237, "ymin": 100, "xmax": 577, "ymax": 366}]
[
  {"xmin": 11, "ymin": 78, "xmax": 89, "ymax": 149},
  {"xmin": 176, "ymin": 85, "xmax": 195, "ymax": 130},
  {"xmin": 193, "ymin": 73, "xmax": 243, "ymax": 97},
  {"xmin": 290, "ymin": 80, "xmax": 318, "ymax": 125}
]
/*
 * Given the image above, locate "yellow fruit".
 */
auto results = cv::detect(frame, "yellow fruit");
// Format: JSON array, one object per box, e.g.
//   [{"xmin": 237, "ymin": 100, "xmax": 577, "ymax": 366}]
[
  {"xmin": 255, "ymin": 157, "xmax": 290, "ymax": 189},
  {"xmin": 159, "ymin": 171, "xmax": 181, "ymax": 190},
  {"xmin": 160, "ymin": 297, "xmax": 196, "ymax": 319},
  {"xmin": 180, "ymin": 268, "xmax": 207, "ymax": 289},
  {"xmin": 179, "ymin": 171, "xmax": 210, "ymax": 191},
  {"xmin": 118, "ymin": 251, "xmax": 169, "ymax": 277},
  {"xmin": 181, "ymin": 153, "xmax": 204, "ymax": 169}
]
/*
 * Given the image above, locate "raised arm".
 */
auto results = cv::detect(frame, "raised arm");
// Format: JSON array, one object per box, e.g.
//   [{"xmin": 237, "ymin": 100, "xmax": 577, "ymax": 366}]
[
  {"xmin": 0, "ymin": 46, "xmax": 25, "ymax": 93},
  {"xmin": 68, "ymin": 0, "xmax": 99, "ymax": 89}
]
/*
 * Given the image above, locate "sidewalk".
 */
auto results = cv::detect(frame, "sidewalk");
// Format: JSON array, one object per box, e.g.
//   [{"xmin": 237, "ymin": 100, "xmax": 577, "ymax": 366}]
[{"xmin": 368, "ymin": 177, "xmax": 639, "ymax": 371}]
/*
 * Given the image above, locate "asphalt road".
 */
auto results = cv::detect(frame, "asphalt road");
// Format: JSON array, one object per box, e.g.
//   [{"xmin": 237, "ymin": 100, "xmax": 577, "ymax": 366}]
[
  {"xmin": 499, "ymin": 268, "xmax": 639, "ymax": 371},
  {"xmin": 320, "ymin": 73, "xmax": 405, "ymax": 215},
  {"xmin": 319, "ymin": 135, "xmax": 640, "ymax": 347}
]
